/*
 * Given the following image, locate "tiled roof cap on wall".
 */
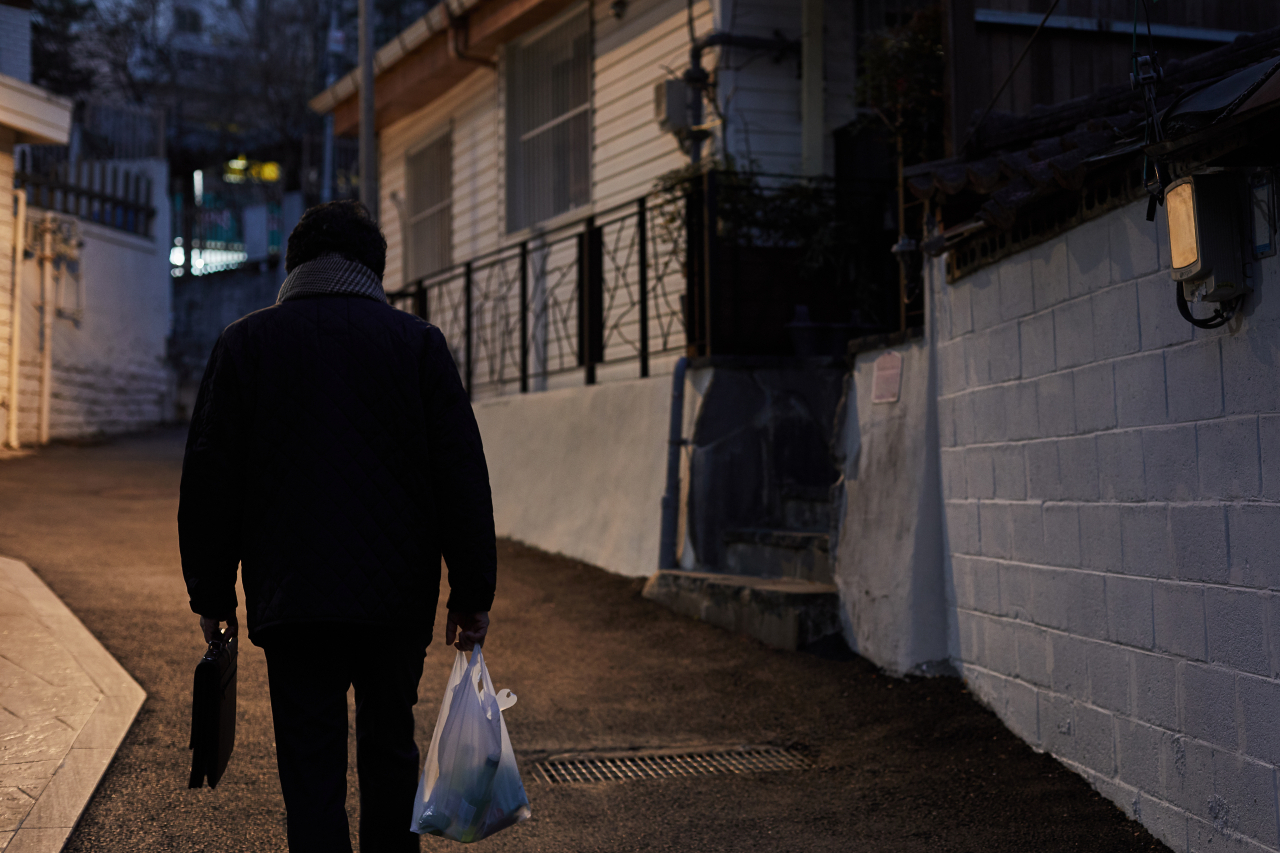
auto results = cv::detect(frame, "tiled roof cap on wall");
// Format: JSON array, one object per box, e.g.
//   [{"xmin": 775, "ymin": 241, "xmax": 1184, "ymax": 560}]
[{"xmin": 919, "ymin": 26, "xmax": 1280, "ymax": 282}]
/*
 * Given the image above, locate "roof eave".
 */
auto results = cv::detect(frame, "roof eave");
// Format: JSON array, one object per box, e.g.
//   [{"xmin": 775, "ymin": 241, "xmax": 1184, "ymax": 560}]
[
  {"xmin": 0, "ymin": 73, "xmax": 73, "ymax": 145},
  {"xmin": 307, "ymin": 0, "xmax": 483, "ymax": 117}
]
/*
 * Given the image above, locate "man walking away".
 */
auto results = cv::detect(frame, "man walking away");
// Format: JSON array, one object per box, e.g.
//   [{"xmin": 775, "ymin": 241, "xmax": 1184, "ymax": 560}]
[{"xmin": 179, "ymin": 200, "xmax": 496, "ymax": 853}]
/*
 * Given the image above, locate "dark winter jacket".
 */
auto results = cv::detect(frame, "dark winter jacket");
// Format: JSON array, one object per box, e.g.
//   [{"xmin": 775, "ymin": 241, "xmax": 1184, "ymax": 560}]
[{"xmin": 178, "ymin": 276, "xmax": 496, "ymax": 646}]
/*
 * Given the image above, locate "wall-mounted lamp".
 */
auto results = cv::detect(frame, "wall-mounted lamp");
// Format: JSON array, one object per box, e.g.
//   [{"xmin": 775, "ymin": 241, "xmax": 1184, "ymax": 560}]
[
  {"xmin": 1249, "ymin": 170, "xmax": 1275, "ymax": 259},
  {"xmin": 1166, "ymin": 173, "xmax": 1251, "ymax": 328}
]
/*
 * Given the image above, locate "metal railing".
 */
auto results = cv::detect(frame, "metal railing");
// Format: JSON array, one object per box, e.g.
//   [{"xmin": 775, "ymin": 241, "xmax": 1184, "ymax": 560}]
[
  {"xmin": 389, "ymin": 185, "xmax": 692, "ymax": 398},
  {"xmin": 15, "ymin": 150, "xmax": 155, "ymax": 238},
  {"xmin": 388, "ymin": 171, "xmax": 853, "ymax": 399}
]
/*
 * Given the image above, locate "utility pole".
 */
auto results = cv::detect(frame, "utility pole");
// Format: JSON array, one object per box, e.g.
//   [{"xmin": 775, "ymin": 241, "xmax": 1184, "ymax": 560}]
[
  {"xmin": 358, "ymin": 0, "xmax": 377, "ymax": 220},
  {"xmin": 321, "ymin": 4, "xmax": 341, "ymax": 203}
]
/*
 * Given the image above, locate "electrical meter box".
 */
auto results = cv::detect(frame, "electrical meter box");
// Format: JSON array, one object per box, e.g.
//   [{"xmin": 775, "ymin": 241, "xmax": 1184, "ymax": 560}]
[
  {"xmin": 1166, "ymin": 173, "xmax": 1248, "ymax": 303},
  {"xmin": 654, "ymin": 79, "xmax": 691, "ymax": 134}
]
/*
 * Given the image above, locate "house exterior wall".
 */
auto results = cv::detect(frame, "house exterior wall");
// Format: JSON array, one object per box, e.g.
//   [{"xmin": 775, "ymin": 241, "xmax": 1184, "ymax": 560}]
[
  {"xmin": 935, "ymin": 198, "xmax": 1280, "ymax": 853},
  {"xmin": 10, "ymin": 159, "xmax": 173, "ymax": 441},
  {"xmin": 379, "ymin": 69, "xmax": 500, "ymax": 290},
  {"xmin": 717, "ymin": 0, "xmax": 802, "ymax": 174},
  {"xmin": 591, "ymin": 0, "xmax": 712, "ymax": 209},
  {"xmin": 377, "ymin": 0, "xmax": 856, "ymax": 288},
  {"xmin": 377, "ymin": 0, "xmax": 715, "ymax": 291}
]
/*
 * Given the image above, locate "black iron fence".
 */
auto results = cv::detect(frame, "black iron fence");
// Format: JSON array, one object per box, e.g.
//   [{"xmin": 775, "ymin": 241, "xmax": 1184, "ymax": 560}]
[
  {"xmin": 389, "ymin": 186, "xmax": 690, "ymax": 397},
  {"xmin": 15, "ymin": 148, "xmax": 155, "ymax": 237},
  {"xmin": 389, "ymin": 171, "xmax": 863, "ymax": 399}
]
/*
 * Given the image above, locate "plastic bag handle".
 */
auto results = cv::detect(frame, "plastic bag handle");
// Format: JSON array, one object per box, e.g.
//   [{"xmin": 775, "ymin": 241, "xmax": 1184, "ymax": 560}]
[{"xmin": 464, "ymin": 647, "xmax": 517, "ymax": 711}]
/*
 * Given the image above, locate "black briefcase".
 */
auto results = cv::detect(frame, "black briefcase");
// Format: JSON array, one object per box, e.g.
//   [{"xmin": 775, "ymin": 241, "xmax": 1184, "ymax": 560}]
[{"xmin": 189, "ymin": 630, "xmax": 237, "ymax": 789}]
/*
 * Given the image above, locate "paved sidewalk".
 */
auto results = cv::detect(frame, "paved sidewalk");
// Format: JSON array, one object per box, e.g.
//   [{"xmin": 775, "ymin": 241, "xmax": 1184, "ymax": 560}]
[{"xmin": 0, "ymin": 556, "xmax": 145, "ymax": 853}]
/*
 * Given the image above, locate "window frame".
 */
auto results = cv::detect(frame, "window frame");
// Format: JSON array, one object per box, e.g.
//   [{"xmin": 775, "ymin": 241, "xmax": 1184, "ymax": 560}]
[
  {"xmin": 503, "ymin": 4, "xmax": 593, "ymax": 235},
  {"xmin": 404, "ymin": 127, "xmax": 454, "ymax": 282}
]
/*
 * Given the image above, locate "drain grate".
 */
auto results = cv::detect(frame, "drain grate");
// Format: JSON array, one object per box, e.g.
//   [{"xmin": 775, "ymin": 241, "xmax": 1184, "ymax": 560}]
[{"xmin": 531, "ymin": 747, "xmax": 810, "ymax": 784}]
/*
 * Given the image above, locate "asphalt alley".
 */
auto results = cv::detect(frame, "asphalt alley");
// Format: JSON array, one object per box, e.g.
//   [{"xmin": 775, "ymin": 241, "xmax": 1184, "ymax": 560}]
[{"xmin": 0, "ymin": 430, "xmax": 1168, "ymax": 852}]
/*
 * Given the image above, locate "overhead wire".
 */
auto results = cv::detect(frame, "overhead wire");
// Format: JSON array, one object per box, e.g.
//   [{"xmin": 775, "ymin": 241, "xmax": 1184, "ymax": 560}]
[{"xmin": 1133, "ymin": 0, "xmax": 1161, "ymax": 184}]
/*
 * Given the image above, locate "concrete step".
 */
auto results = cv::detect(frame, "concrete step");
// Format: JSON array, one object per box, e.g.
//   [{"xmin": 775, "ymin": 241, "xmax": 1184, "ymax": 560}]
[
  {"xmin": 642, "ymin": 570, "xmax": 842, "ymax": 651},
  {"xmin": 722, "ymin": 528, "xmax": 832, "ymax": 584}
]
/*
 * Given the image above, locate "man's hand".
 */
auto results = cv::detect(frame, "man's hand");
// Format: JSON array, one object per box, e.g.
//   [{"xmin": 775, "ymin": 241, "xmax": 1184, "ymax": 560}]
[
  {"xmin": 445, "ymin": 611, "xmax": 489, "ymax": 651},
  {"xmin": 199, "ymin": 613, "xmax": 238, "ymax": 645}
]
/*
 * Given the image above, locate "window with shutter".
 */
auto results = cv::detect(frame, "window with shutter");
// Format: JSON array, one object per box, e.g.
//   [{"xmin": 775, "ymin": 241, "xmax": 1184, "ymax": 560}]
[
  {"xmin": 505, "ymin": 9, "xmax": 591, "ymax": 232},
  {"xmin": 407, "ymin": 132, "xmax": 452, "ymax": 280}
]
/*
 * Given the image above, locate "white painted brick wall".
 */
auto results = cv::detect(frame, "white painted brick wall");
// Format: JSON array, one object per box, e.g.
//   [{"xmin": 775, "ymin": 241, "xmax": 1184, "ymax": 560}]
[
  {"xmin": 937, "ymin": 199, "xmax": 1280, "ymax": 853},
  {"xmin": 4, "ymin": 162, "xmax": 174, "ymax": 444}
]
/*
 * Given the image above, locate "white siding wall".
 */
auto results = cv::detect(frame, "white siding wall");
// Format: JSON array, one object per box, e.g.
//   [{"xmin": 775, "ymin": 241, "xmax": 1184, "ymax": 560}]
[
  {"xmin": 591, "ymin": 0, "xmax": 713, "ymax": 211},
  {"xmin": 936, "ymin": 200, "xmax": 1280, "ymax": 853},
  {"xmin": 716, "ymin": 0, "xmax": 801, "ymax": 174},
  {"xmin": 379, "ymin": 69, "xmax": 501, "ymax": 290},
  {"xmin": 374, "ymin": 0, "xmax": 834, "ymax": 395},
  {"xmin": 377, "ymin": 0, "xmax": 843, "ymax": 265},
  {"xmin": 714, "ymin": 0, "xmax": 854, "ymax": 176},
  {"xmin": 376, "ymin": 0, "xmax": 849, "ymax": 279}
]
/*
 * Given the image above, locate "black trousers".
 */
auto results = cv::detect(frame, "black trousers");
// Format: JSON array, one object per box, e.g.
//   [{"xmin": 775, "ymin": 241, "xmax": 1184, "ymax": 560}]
[{"xmin": 263, "ymin": 628, "xmax": 427, "ymax": 853}]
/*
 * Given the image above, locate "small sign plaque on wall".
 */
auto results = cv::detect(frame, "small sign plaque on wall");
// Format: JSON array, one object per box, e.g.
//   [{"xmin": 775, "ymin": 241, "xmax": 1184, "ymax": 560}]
[{"xmin": 871, "ymin": 351, "xmax": 902, "ymax": 404}]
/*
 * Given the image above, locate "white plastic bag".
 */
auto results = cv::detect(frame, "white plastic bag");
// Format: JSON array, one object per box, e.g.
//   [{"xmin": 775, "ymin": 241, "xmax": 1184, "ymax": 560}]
[{"xmin": 410, "ymin": 647, "xmax": 531, "ymax": 842}]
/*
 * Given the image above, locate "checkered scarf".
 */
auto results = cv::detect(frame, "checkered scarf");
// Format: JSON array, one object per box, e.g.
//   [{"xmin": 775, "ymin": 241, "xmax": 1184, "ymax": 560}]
[{"xmin": 276, "ymin": 253, "xmax": 388, "ymax": 304}]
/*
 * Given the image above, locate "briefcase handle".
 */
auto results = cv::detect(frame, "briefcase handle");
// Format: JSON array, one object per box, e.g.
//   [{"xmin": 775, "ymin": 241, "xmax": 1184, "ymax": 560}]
[{"xmin": 201, "ymin": 629, "xmax": 235, "ymax": 663}]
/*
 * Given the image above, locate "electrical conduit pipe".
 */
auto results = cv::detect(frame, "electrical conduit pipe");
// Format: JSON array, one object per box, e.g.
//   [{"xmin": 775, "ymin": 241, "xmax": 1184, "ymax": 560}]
[
  {"xmin": 37, "ymin": 213, "xmax": 53, "ymax": 445},
  {"xmin": 6, "ymin": 190, "xmax": 25, "ymax": 449}
]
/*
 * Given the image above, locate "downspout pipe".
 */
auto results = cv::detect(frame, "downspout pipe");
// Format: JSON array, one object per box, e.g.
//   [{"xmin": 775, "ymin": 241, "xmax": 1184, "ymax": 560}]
[
  {"xmin": 658, "ymin": 356, "xmax": 688, "ymax": 569},
  {"xmin": 7, "ymin": 189, "xmax": 25, "ymax": 449}
]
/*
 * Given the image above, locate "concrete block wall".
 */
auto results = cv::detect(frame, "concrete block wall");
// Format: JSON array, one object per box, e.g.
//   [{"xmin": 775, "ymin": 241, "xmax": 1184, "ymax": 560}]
[{"xmin": 936, "ymin": 199, "xmax": 1280, "ymax": 853}]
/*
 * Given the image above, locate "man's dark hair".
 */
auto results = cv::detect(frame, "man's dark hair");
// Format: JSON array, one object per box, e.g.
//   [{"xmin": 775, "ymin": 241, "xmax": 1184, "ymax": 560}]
[{"xmin": 286, "ymin": 201, "xmax": 387, "ymax": 277}]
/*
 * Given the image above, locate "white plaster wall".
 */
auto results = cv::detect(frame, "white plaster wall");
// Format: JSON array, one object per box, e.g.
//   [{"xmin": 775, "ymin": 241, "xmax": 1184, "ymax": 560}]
[
  {"xmin": 936, "ymin": 199, "xmax": 1280, "ymax": 853},
  {"xmin": 11, "ymin": 159, "xmax": 173, "ymax": 442},
  {"xmin": 832, "ymin": 338, "xmax": 949, "ymax": 675},
  {"xmin": 473, "ymin": 373, "xmax": 674, "ymax": 576}
]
